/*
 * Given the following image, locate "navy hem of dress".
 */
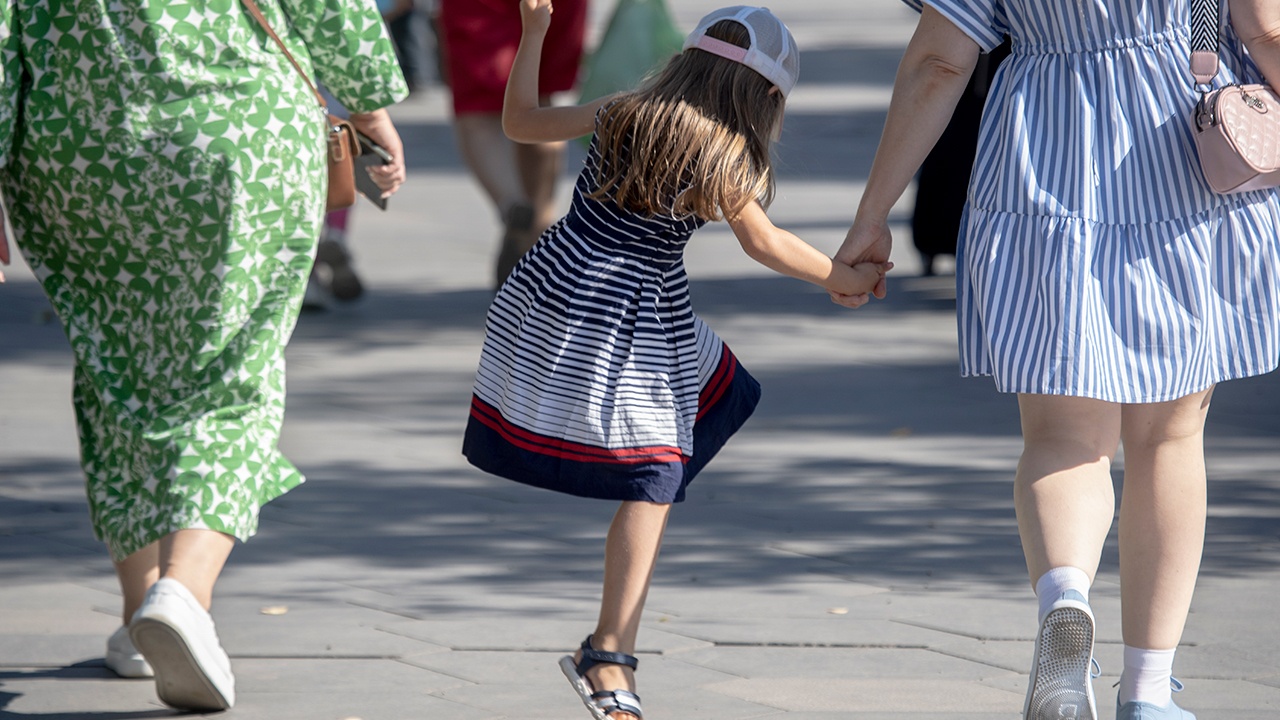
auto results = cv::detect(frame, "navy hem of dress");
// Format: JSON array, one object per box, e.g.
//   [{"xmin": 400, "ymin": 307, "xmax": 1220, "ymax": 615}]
[{"xmin": 463, "ymin": 347, "xmax": 761, "ymax": 503}]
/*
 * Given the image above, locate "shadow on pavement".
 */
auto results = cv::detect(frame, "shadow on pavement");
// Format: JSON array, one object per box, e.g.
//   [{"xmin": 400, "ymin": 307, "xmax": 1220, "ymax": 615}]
[{"xmin": 3, "ymin": 271, "xmax": 1279, "ymax": 610}]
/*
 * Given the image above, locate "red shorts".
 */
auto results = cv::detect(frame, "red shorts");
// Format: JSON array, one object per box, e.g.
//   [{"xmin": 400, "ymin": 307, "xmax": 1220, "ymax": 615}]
[{"xmin": 438, "ymin": 0, "xmax": 588, "ymax": 114}]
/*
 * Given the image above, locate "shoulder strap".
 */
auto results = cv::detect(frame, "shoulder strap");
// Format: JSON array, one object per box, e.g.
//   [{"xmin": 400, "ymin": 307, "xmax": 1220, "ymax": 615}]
[
  {"xmin": 1190, "ymin": 0, "xmax": 1221, "ymax": 87},
  {"xmin": 239, "ymin": 0, "xmax": 327, "ymax": 109}
]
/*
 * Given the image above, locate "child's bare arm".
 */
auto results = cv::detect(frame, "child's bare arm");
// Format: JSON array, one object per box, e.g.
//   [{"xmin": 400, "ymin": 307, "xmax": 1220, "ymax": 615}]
[
  {"xmin": 726, "ymin": 200, "xmax": 891, "ymax": 296},
  {"xmin": 503, "ymin": 0, "xmax": 612, "ymax": 143}
]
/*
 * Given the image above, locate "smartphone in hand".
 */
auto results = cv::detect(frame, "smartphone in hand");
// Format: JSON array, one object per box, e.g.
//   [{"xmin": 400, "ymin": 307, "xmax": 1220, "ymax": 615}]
[{"xmin": 354, "ymin": 131, "xmax": 394, "ymax": 210}]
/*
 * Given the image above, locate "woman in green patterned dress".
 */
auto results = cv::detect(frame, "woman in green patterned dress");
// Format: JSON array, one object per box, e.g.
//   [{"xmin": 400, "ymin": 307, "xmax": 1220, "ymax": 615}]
[{"xmin": 0, "ymin": 0, "xmax": 407, "ymax": 710}]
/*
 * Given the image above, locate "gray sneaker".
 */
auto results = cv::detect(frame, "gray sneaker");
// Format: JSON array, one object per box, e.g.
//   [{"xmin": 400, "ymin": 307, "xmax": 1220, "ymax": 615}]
[
  {"xmin": 1024, "ymin": 590, "xmax": 1096, "ymax": 720},
  {"xmin": 1117, "ymin": 700, "xmax": 1196, "ymax": 720},
  {"xmin": 1117, "ymin": 679, "xmax": 1196, "ymax": 720}
]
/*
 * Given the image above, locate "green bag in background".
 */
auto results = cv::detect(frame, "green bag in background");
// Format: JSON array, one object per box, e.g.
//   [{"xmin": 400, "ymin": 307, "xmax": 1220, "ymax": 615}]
[{"xmin": 577, "ymin": 0, "xmax": 685, "ymax": 102}]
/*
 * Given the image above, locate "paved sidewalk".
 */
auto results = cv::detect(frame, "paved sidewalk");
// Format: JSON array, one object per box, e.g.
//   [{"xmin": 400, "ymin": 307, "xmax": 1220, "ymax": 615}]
[{"xmin": 3, "ymin": 3, "xmax": 1280, "ymax": 719}]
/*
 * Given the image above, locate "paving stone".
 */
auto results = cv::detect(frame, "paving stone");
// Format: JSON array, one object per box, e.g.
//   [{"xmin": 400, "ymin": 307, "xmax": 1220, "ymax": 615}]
[
  {"xmin": 212, "ymin": 603, "xmax": 449, "ymax": 659},
  {"xmin": 0, "ymin": 665, "xmax": 169, "ymax": 716},
  {"xmin": 381, "ymin": 619, "xmax": 712, "ymax": 654},
  {"xmin": 0, "ymin": 633, "xmax": 122, "ymax": 668},
  {"xmin": 706, "ymin": 677, "xmax": 1023, "ymax": 713},
  {"xmin": 676, "ymin": 646, "xmax": 1019, "ymax": 682},
  {"xmin": 653, "ymin": 617, "xmax": 954, "ymax": 650},
  {"xmin": 230, "ymin": 657, "xmax": 470, "ymax": 695},
  {"xmin": 223, "ymin": 690, "xmax": 490, "ymax": 720}
]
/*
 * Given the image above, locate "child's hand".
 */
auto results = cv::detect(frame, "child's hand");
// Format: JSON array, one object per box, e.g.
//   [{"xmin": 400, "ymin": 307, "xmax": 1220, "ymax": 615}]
[
  {"xmin": 829, "ymin": 261, "xmax": 893, "ymax": 308},
  {"xmin": 836, "ymin": 217, "xmax": 892, "ymax": 300},
  {"xmin": 520, "ymin": 0, "xmax": 553, "ymax": 34}
]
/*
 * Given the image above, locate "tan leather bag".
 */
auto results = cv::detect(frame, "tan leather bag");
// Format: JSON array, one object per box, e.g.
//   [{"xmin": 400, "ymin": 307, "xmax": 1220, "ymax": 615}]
[
  {"xmin": 240, "ymin": 0, "xmax": 361, "ymax": 211},
  {"xmin": 1190, "ymin": 0, "xmax": 1280, "ymax": 194}
]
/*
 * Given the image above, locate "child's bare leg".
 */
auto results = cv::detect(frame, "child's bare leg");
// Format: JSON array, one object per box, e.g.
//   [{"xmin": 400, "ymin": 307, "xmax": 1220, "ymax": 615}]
[{"xmin": 579, "ymin": 500, "xmax": 672, "ymax": 719}]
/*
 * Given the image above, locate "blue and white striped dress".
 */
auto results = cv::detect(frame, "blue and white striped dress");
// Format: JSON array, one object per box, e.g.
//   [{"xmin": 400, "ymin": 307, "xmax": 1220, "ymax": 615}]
[
  {"xmin": 907, "ymin": 0, "xmax": 1280, "ymax": 402},
  {"xmin": 462, "ymin": 133, "xmax": 761, "ymax": 503}
]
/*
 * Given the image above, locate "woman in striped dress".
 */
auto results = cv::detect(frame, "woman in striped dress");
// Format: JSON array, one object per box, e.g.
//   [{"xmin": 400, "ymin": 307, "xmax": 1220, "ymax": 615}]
[
  {"xmin": 463, "ymin": 4, "xmax": 888, "ymax": 717},
  {"xmin": 835, "ymin": 1, "xmax": 1280, "ymax": 719}
]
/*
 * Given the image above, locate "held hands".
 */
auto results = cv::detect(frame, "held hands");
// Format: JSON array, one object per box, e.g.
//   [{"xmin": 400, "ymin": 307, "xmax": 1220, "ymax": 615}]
[
  {"xmin": 347, "ymin": 109, "xmax": 407, "ymax": 199},
  {"xmin": 830, "ymin": 216, "xmax": 893, "ymax": 308},
  {"xmin": 520, "ymin": 0, "xmax": 553, "ymax": 34}
]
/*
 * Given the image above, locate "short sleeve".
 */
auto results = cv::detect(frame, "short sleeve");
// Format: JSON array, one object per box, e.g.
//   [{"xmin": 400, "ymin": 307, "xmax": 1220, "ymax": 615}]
[
  {"xmin": 277, "ymin": 0, "xmax": 409, "ymax": 113},
  {"xmin": 901, "ymin": 0, "xmax": 1005, "ymax": 53}
]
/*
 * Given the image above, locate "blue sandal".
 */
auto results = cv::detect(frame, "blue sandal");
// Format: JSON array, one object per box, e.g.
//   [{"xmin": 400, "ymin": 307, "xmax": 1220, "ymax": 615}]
[{"xmin": 558, "ymin": 635, "xmax": 643, "ymax": 719}]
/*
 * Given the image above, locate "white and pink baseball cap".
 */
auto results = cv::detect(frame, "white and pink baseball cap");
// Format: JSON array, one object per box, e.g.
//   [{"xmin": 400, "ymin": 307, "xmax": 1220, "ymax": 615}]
[{"xmin": 683, "ymin": 6, "xmax": 800, "ymax": 98}]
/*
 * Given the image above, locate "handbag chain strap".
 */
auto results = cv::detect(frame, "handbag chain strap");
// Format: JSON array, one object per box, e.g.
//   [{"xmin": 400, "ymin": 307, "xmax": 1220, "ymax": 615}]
[{"xmin": 238, "ymin": 0, "xmax": 328, "ymax": 112}]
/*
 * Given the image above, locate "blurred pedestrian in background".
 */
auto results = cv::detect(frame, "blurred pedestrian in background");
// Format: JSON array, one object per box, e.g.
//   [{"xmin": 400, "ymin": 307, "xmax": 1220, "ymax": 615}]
[
  {"xmin": 380, "ymin": 0, "xmax": 427, "ymax": 93},
  {"xmin": 436, "ymin": 0, "xmax": 589, "ymax": 287}
]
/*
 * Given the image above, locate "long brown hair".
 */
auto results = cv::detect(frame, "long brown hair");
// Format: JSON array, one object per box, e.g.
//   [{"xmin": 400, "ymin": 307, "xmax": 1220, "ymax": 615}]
[{"xmin": 588, "ymin": 20, "xmax": 785, "ymax": 221}]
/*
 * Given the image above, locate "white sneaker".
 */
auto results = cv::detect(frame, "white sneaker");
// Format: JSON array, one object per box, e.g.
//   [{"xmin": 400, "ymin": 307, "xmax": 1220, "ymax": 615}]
[
  {"xmin": 1024, "ymin": 589, "xmax": 1097, "ymax": 720},
  {"xmin": 105, "ymin": 625, "xmax": 154, "ymax": 678},
  {"xmin": 129, "ymin": 578, "xmax": 235, "ymax": 711}
]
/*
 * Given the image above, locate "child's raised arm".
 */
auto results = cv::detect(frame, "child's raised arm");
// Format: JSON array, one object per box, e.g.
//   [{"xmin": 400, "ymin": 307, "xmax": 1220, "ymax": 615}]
[
  {"xmin": 727, "ymin": 200, "xmax": 892, "ymax": 300},
  {"xmin": 503, "ymin": 0, "xmax": 613, "ymax": 144}
]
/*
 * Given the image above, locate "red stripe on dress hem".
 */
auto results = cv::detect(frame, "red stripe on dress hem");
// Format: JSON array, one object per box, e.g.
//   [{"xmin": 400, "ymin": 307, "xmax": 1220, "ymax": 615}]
[
  {"xmin": 471, "ymin": 399, "xmax": 681, "ymax": 460},
  {"xmin": 696, "ymin": 346, "xmax": 737, "ymax": 421},
  {"xmin": 470, "ymin": 398, "xmax": 687, "ymax": 465},
  {"xmin": 697, "ymin": 346, "xmax": 730, "ymax": 412}
]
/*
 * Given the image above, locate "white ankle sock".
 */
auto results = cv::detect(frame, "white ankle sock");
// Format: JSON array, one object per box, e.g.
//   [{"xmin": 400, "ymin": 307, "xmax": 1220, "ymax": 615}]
[
  {"xmin": 1034, "ymin": 566, "xmax": 1092, "ymax": 624},
  {"xmin": 1118, "ymin": 645, "xmax": 1176, "ymax": 706}
]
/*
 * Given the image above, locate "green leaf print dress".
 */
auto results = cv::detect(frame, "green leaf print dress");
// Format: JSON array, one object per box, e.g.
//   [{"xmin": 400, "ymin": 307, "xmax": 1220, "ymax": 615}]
[{"xmin": 0, "ymin": 0, "xmax": 407, "ymax": 560}]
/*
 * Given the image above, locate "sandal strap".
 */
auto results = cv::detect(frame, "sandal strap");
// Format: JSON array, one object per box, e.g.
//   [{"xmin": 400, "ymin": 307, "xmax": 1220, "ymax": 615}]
[
  {"xmin": 576, "ymin": 635, "xmax": 639, "ymax": 674},
  {"xmin": 590, "ymin": 689, "xmax": 642, "ymax": 718}
]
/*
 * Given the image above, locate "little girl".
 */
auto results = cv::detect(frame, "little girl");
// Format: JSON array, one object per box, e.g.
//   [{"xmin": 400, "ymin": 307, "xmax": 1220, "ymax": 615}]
[{"xmin": 462, "ymin": 4, "xmax": 889, "ymax": 718}]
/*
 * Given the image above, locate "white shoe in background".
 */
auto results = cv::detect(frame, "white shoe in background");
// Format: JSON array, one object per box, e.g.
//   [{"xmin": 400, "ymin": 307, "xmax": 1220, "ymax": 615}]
[{"xmin": 105, "ymin": 625, "xmax": 154, "ymax": 678}]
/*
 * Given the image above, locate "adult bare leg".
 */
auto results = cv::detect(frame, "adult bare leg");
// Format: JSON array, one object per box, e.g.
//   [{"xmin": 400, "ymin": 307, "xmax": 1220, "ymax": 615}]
[
  {"xmin": 1015, "ymin": 394, "xmax": 1122, "ymax": 585},
  {"xmin": 159, "ymin": 528, "xmax": 236, "ymax": 610},
  {"xmin": 1117, "ymin": 387, "xmax": 1211, "ymax": 649},
  {"xmin": 578, "ymin": 500, "xmax": 672, "ymax": 720},
  {"xmin": 115, "ymin": 542, "xmax": 161, "ymax": 625},
  {"xmin": 453, "ymin": 113, "xmax": 526, "ymax": 215},
  {"xmin": 115, "ymin": 528, "xmax": 235, "ymax": 621},
  {"xmin": 1017, "ymin": 394, "xmax": 1121, "ymax": 720}
]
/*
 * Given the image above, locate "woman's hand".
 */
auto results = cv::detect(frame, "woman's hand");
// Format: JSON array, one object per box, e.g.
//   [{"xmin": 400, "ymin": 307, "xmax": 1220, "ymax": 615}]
[
  {"xmin": 347, "ymin": 109, "xmax": 407, "ymax": 198},
  {"xmin": 520, "ymin": 0, "xmax": 553, "ymax": 35},
  {"xmin": 830, "ymin": 215, "xmax": 893, "ymax": 307}
]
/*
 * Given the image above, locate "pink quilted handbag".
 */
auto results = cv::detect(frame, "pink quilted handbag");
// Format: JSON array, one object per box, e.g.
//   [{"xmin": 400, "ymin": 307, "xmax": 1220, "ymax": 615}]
[{"xmin": 1190, "ymin": 0, "xmax": 1280, "ymax": 194}]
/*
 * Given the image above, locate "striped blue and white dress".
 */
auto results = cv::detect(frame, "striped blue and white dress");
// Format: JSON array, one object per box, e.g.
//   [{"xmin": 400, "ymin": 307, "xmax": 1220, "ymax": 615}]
[
  {"xmin": 907, "ymin": 0, "xmax": 1280, "ymax": 402},
  {"xmin": 462, "ymin": 133, "xmax": 762, "ymax": 503}
]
